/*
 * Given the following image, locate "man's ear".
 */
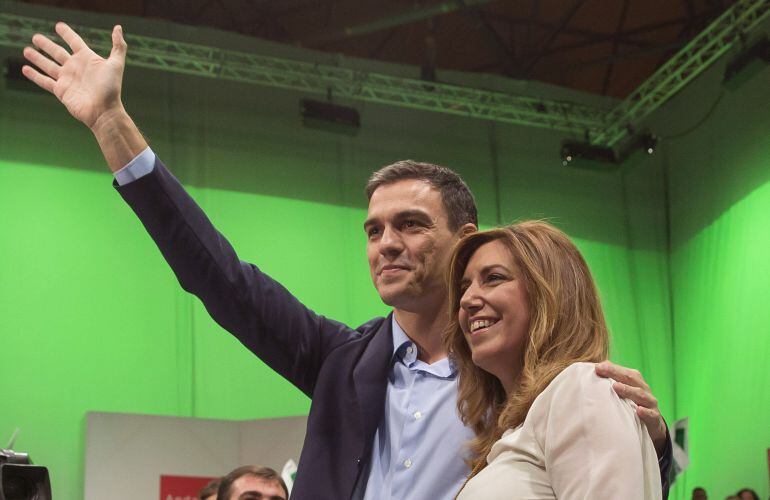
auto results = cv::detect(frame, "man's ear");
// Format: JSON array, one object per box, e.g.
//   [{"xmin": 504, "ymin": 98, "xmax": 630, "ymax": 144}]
[{"xmin": 459, "ymin": 223, "xmax": 477, "ymax": 237}]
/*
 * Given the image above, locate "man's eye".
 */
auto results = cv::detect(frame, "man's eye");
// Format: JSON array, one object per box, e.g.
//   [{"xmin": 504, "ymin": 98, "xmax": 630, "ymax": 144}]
[
  {"xmin": 403, "ymin": 220, "xmax": 418, "ymax": 229},
  {"xmin": 367, "ymin": 227, "xmax": 380, "ymax": 237}
]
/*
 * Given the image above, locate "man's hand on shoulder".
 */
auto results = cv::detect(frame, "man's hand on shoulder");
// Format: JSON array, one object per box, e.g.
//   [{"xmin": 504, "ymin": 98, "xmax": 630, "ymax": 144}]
[{"xmin": 595, "ymin": 361, "xmax": 668, "ymax": 455}]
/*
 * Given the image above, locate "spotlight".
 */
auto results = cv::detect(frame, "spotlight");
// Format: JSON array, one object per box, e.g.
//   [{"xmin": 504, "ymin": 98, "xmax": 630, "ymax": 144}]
[
  {"xmin": 561, "ymin": 131, "xmax": 657, "ymax": 169},
  {"xmin": 640, "ymin": 133, "xmax": 657, "ymax": 155},
  {"xmin": 723, "ymin": 37, "xmax": 769, "ymax": 90},
  {"xmin": 561, "ymin": 142, "xmax": 620, "ymax": 170},
  {"xmin": 300, "ymin": 99, "xmax": 360, "ymax": 136}
]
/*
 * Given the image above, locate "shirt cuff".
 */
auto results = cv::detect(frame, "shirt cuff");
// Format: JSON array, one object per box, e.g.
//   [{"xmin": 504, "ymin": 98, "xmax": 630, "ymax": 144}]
[{"xmin": 113, "ymin": 147, "xmax": 156, "ymax": 186}]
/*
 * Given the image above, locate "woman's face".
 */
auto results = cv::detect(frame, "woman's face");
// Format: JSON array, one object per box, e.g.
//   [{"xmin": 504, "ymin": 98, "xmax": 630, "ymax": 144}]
[{"xmin": 458, "ymin": 239, "xmax": 531, "ymax": 392}]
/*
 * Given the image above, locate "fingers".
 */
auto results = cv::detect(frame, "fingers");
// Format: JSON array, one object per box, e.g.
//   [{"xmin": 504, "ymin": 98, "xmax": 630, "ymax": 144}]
[
  {"xmin": 636, "ymin": 405, "xmax": 661, "ymax": 423},
  {"xmin": 109, "ymin": 25, "xmax": 127, "ymax": 62},
  {"xmin": 636, "ymin": 405, "xmax": 667, "ymax": 453},
  {"xmin": 21, "ymin": 65, "xmax": 55, "ymax": 94},
  {"xmin": 23, "ymin": 46, "xmax": 61, "ymax": 80},
  {"xmin": 595, "ymin": 361, "xmax": 650, "ymax": 390},
  {"xmin": 55, "ymin": 21, "xmax": 87, "ymax": 53},
  {"xmin": 612, "ymin": 381, "xmax": 658, "ymax": 409},
  {"xmin": 31, "ymin": 33, "xmax": 70, "ymax": 65}
]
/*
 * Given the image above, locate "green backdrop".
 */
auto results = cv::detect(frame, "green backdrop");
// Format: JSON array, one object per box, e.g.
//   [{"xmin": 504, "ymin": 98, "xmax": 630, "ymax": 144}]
[{"xmin": 0, "ymin": 3, "xmax": 767, "ymax": 499}]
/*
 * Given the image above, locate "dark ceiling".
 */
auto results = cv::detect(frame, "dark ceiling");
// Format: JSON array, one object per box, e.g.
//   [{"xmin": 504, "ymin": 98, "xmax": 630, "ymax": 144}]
[{"xmin": 21, "ymin": 0, "xmax": 735, "ymax": 98}]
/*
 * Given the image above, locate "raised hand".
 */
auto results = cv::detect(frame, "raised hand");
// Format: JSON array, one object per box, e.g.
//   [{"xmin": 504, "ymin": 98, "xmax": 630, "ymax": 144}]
[
  {"xmin": 23, "ymin": 22, "xmax": 127, "ymax": 130},
  {"xmin": 22, "ymin": 21, "xmax": 147, "ymax": 172},
  {"xmin": 595, "ymin": 361, "xmax": 669, "ymax": 455}
]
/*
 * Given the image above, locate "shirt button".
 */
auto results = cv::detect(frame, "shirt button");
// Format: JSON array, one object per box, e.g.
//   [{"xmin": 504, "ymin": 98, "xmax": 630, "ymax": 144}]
[
  {"xmin": 406, "ymin": 346, "xmax": 414, "ymax": 354},
  {"xmin": 404, "ymin": 459, "xmax": 412, "ymax": 468},
  {"xmin": 413, "ymin": 411, "xmax": 422, "ymax": 420}
]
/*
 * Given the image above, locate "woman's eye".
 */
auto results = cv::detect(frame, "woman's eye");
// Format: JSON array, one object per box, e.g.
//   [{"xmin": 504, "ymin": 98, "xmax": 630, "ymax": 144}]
[{"xmin": 486, "ymin": 273, "xmax": 505, "ymax": 283}]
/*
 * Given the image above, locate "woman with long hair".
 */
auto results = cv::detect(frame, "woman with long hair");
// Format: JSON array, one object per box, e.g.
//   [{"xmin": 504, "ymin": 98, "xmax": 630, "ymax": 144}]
[{"xmin": 445, "ymin": 221, "xmax": 661, "ymax": 499}]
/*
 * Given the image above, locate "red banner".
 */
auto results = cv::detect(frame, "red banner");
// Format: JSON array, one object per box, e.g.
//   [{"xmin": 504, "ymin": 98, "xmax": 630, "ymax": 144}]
[{"xmin": 160, "ymin": 474, "xmax": 218, "ymax": 500}]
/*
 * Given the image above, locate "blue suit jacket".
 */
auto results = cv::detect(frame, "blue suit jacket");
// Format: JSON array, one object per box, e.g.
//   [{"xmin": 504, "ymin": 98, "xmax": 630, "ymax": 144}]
[{"xmin": 116, "ymin": 158, "xmax": 393, "ymax": 499}]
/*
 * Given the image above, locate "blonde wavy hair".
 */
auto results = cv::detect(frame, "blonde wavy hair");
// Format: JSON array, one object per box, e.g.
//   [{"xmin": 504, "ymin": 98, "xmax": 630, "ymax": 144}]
[{"xmin": 444, "ymin": 220, "xmax": 609, "ymax": 479}]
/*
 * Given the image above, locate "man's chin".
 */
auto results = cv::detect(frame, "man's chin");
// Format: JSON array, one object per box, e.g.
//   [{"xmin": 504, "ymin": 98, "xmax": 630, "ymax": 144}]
[{"xmin": 376, "ymin": 286, "xmax": 415, "ymax": 308}]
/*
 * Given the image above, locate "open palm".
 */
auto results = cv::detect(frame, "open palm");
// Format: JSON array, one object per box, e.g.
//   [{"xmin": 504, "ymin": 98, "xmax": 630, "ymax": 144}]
[{"xmin": 23, "ymin": 22, "xmax": 127, "ymax": 129}]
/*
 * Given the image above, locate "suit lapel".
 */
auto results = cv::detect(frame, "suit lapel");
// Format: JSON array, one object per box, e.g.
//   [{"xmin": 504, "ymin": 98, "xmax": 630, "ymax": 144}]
[{"xmin": 352, "ymin": 313, "xmax": 393, "ymax": 457}]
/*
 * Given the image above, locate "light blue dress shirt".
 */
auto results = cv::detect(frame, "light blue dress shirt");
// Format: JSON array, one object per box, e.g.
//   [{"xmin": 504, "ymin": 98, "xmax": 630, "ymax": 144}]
[
  {"xmin": 114, "ymin": 151, "xmax": 474, "ymax": 498},
  {"xmin": 113, "ymin": 146, "xmax": 155, "ymax": 186},
  {"xmin": 361, "ymin": 317, "xmax": 473, "ymax": 500}
]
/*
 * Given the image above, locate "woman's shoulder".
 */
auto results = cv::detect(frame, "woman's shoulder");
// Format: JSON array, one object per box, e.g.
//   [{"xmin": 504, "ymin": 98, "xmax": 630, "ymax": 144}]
[
  {"xmin": 529, "ymin": 361, "xmax": 622, "ymax": 416},
  {"xmin": 543, "ymin": 361, "xmax": 607, "ymax": 394}
]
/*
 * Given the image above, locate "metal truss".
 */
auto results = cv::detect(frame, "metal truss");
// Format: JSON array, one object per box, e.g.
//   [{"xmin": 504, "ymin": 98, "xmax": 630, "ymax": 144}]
[
  {"xmin": 594, "ymin": 0, "xmax": 770, "ymax": 147},
  {"xmin": 0, "ymin": 12, "xmax": 607, "ymax": 135},
  {"xmin": 1, "ymin": 0, "xmax": 768, "ymax": 147}
]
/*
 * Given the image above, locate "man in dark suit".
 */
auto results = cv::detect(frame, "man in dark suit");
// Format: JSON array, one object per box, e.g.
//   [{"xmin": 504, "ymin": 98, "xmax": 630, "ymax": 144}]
[{"xmin": 22, "ymin": 22, "xmax": 672, "ymax": 499}]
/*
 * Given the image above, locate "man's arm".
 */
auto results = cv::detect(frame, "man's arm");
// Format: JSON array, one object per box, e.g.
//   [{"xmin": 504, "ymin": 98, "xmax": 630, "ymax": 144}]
[
  {"xmin": 22, "ymin": 22, "xmax": 146, "ymax": 171},
  {"xmin": 22, "ymin": 22, "xmax": 357, "ymax": 396}
]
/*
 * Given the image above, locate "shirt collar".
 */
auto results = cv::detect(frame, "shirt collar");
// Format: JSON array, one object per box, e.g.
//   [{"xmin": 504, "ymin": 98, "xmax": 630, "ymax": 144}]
[
  {"xmin": 391, "ymin": 315, "xmax": 413, "ymax": 360},
  {"xmin": 390, "ymin": 315, "xmax": 457, "ymax": 377}
]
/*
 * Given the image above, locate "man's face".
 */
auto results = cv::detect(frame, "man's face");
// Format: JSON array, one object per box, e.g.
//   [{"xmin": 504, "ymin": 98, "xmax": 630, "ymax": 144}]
[
  {"xmin": 365, "ymin": 179, "xmax": 463, "ymax": 312},
  {"xmin": 228, "ymin": 475, "xmax": 286, "ymax": 500}
]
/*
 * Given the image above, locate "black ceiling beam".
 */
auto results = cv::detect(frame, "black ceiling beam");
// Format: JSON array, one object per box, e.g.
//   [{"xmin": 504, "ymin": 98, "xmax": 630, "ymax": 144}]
[
  {"xmin": 601, "ymin": 0, "xmax": 631, "ymax": 95},
  {"xmin": 522, "ymin": 0, "xmax": 588, "ymax": 77},
  {"xmin": 495, "ymin": 10, "xmax": 720, "ymax": 52},
  {"xmin": 564, "ymin": 41, "xmax": 687, "ymax": 70},
  {"xmin": 458, "ymin": 3, "xmax": 516, "ymax": 75},
  {"xmin": 300, "ymin": 0, "xmax": 498, "ymax": 46}
]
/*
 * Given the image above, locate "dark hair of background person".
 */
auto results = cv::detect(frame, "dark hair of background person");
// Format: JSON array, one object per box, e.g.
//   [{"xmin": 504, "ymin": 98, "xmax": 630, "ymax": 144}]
[
  {"xmin": 365, "ymin": 160, "xmax": 478, "ymax": 231},
  {"xmin": 735, "ymin": 488, "xmax": 759, "ymax": 500},
  {"xmin": 444, "ymin": 220, "xmax": 609, "ymax": 476},
  {"xmin": 197, "ymin": 477, "xmax": 221, "ymax": 500},
  {"xmin": 692, "ymin": 486, "xmax": 707, "ymax": 499},
  {"xmin": 217, "ymin": 465, "xmax": 289, "ymax": 499}
]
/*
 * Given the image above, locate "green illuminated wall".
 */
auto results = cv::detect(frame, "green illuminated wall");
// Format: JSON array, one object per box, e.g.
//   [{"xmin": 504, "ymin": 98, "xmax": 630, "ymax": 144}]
[
  {"xmin": 651, "ymin": 60, "xmax": 770, "ymax": 499},
  {"xmin": 0, "ymin": 2, "xmax": 766, "ymax": 499}
]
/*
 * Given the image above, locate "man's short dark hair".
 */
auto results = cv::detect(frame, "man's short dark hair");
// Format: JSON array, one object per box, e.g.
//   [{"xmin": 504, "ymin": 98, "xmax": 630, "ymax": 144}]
[
  {"xmin": 365, "ymin": 160, "xmax": 478, "ymax": 231},
  {"xmin": 217, "ymin": 465, "xmax": 288, "ymax": 499},
  {"xmin": 736, "ymin": 488, "xmax": 759, "ymax": 500},
  {"xmin": 197, "ymin": 477, "xmax": 221, "ymax": 499}
]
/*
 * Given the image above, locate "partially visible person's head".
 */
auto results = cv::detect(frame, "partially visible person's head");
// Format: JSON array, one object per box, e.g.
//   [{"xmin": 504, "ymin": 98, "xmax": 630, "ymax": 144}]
[
  {"xmin": 736, "ymin": 488, "xmax": 759, "ymax": 500},
  {"xmin": 217, "ymin": 465, "xmax": 288, "ymax": 500},
  {"xmin": 692, "ymin": 486, "xmax": 707, "ymax": 500},
  {"xmin": 365, "ymin": 160, "xmax": 477, "ymax": 311},
  {"xmin": 198, "ymin": 477, "xmax": 221, "ymax": 500},
  {"xmin": 445, "ymin": 220, "xmax": 609, "ymax": 467}
]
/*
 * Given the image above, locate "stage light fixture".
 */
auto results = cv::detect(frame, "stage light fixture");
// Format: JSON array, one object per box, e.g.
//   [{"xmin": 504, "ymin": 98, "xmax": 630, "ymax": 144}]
[
  {"xmin": 723, "ymin": 37, "xmax": 769, "ymax": 90},
  {"xmin": 300, "ymin": 99, "xmax": 360, "ymax": 136},
  {"xmin": 560, "ymin": 142, "xmax": 620, "ymax": 170},
  {"xmin": 640, "ymin": 133, "xmax": 658, "ymax": 155},
  {"xmin": 561, "ymin": 132, "xmax": 657, "ymax": 169}
]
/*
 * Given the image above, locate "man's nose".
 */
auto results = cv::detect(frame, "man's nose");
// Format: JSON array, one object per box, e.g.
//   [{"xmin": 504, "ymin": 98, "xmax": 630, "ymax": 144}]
[{"xmin": 379, "ymin": 226, "xmax": 404, "ymax": 256}]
